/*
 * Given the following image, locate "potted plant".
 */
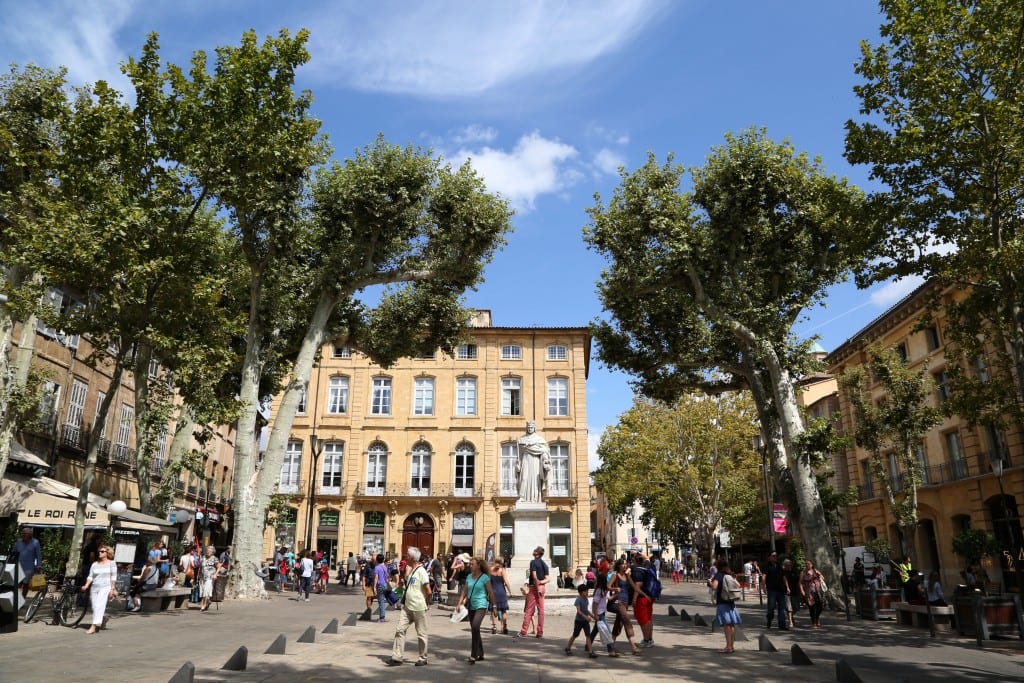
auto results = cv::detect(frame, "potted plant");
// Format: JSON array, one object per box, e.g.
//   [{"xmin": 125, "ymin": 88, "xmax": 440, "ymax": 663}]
[
  {"xmin": 864, "ymin": 537, "xmax": 892, "ymax": 566},
  {"xmin": 951, "ymin": 529, "xmax": 998, "ymax": 567}
]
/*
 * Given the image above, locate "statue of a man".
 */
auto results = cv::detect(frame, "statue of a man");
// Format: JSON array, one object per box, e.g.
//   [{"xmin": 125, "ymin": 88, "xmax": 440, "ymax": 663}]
[{"xmin": 516, "ymin": 421, "xmax": 550, "ymax": 503}]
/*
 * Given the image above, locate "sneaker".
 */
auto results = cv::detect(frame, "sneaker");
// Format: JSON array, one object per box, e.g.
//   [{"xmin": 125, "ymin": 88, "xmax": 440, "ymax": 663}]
[
  {"xmin": 640, "ymin": 640, "xmax": 654, "ymax": 648},
  {"xmin": 512, "ymin": 632, "xmax": 524, "ymax": 639},
  {"xmin": 378, "ymin": 618, "xmax": 387, "ymax": 623},
  {"xmin": 305, "ymin": 598, "xmax": 310, "ymax": 602},
  {"xmin": 385, "ymin": 659, "xmax": 403, "ymax": 667},
  {"xmin": 415, "ymin": 659, "xmax": 428, "ymax": 667}
]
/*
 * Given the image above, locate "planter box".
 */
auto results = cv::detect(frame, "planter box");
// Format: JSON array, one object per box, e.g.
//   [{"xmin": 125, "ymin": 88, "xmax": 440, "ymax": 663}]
[
  {"xmin": 855, "ymin": 586, "xmax": 900, "ymax": 620},
  {"xmin": 954, "ymin": 593, "xmax": 1024, "ymax": 643}
]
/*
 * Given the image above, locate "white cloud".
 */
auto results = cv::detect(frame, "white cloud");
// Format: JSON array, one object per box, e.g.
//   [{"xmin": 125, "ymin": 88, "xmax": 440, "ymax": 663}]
[
  {"xmin": 305, "ymin": 1, "xmax": 668, "ymax": 96},
  {"xmin": 452, "ymin": 131, "xmax": 578, "ymax": 211},
  {"xmin": 869, "ymin": 275, "xmax": 925, "ymax": 307},
  {"xmin": 1, "ymin": 0, "xmax": 136, "ymax": 93},
  {"xmin": 451, "ymin": 124, "xmax": 498, "ymax": 145},
  {"xmin": 593, "ymin": 148, "xmax": 626, "ymax": 176}
]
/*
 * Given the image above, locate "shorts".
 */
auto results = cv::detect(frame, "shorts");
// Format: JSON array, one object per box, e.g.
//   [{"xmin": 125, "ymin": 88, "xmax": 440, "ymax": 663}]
[{"xmin": 634, "ymin": 596, "xmax": 653, "ymax": 626}]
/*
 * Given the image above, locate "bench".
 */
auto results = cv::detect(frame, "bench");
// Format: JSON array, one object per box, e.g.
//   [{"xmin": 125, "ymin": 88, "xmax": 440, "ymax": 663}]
[
  {"xmin": 139, "ymin": 587, "xmax": 192, "ymax": 613},
  {"xmin": 892, "ymin": 602, "xmax": 955, "ymax": 630},
  {"xmin": 855, "ymin": 586, "xmax": 901, "ymax": 620}
]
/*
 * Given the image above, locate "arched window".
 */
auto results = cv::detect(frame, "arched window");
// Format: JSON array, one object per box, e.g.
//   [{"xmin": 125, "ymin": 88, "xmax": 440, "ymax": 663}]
[
  {"xmin": 410, "ymin": 442, "xmax": 432, "ymax": 495},
  {"xmin": 454, "ymin": 442, "xmax": 475, "ymax": 495},
  {"xmin": 366, "ymin": 441, "xmax": 388, "ymax": 495}
]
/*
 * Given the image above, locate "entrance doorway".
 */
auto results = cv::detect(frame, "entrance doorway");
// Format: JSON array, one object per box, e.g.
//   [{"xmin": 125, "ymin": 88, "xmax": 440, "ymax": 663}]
[{"xmin": 401, "ymin": 513, "xmax": 435, "ymax": 558}]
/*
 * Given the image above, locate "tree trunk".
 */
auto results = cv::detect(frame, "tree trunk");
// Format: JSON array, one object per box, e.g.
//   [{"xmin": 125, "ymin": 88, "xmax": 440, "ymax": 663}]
[
  {"xmin": 758, "ymin": 343, "xmax": 844, "ymax": 607},
  {"xmin": 151, "ymin": 403, "xmax": 197, "ymax": 514},
  {"xmin": 66, "ymin": 362, "xmax": 124, "ymax": 577},
  {"xmin": 0, "ymin": 303, "xmax": 40, "ymax": 484},
  {"xmin": 133, "ymin": 344, "xmax": 155, "ymax": 515}
]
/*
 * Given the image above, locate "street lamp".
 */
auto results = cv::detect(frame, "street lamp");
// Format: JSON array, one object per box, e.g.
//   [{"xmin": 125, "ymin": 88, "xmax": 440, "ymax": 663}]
[
  {"xmin": 305, "ymin": 435, "xmax": 325, "ymax": 553},
  {"xmin": 990, "ymin": 454, "xmax": 1023, "ymax": 594},
  {"xmin": 174, "ymin": 509, "xmax": 192, "ymax": 542}
]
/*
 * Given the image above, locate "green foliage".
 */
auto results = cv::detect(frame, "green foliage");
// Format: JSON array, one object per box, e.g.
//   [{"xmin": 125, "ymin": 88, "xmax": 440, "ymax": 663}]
[
  {"xmin": 265, "ymin": 494, "xmax": 300, "ymax": 529},
  {"xmin": 788, "ymin": 537, "xmax": 807, "ymax": 568},
  {"xmin": 846, "ymin": 0, "xmax": 1024, "ymax": 423},
  {"xmin": 39, "ymin": 529, "xmax": 71, "ymax": 577},
  {"xmin": 951, "ymin": 528, "xmax": 999, "ymax": 565},
  {"xmin": 864, "ymin": 537, "xmax": 893, "ymax": 566}
]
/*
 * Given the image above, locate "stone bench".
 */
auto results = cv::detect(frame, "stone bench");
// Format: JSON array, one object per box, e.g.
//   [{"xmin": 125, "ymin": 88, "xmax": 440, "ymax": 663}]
[
  {"xmin": 139, "ymin": 587, "xmax": 192, "ymax": 613},
  {"xmin": 892, "ymin": 602, "xmax": 955, "ymax": 630}
]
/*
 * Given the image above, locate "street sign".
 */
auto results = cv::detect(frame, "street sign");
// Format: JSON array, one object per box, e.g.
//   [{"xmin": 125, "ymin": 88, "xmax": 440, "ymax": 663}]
[{"xmin": 630, "ymin": 536, "xmax": 639, "ymax": 545}]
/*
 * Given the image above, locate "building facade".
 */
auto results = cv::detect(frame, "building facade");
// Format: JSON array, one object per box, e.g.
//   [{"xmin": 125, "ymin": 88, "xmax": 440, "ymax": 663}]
[
  {"xmin": 264, "ymin": 311, "xmax": 592, "ymax": 575},
  {"xmin": 827, "ymin": 283, "xmax": 1024, "ymax": 593}
]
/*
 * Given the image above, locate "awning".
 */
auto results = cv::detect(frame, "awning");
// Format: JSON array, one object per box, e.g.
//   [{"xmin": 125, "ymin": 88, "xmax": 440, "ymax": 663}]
[
  {"xmin": 0, "ymin": 473, "xmax": 36, "ymax": 516},
  {"xmin": 113, "ymin": 508, "xmax": 177, "ymax": 534},
  {"xmin": 17, "ymin": 490, "xmax": 109, "ymax": 529},
  {"xmin": 451, "ymin": 534, "xmax": 474, "ymax": 546},
  {"xmin": 10, "ymin": 441, "xmax": 49, "ymax": 469}
]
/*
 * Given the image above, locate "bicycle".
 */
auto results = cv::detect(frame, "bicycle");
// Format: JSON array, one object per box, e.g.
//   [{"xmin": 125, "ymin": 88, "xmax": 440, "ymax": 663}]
[{"xmin": 25, "ymin": 577, "xmax": 87, "ymax": 627}]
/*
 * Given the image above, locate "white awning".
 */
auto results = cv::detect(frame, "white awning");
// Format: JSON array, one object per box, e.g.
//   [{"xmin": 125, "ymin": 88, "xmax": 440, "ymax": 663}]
[
  {"xmin": 17, "ymin": 490, "xmax": 109, "ymax": 529},
  {"xmin": 113, "ymin": 508, "xmax": 177, "ymax": 534}
]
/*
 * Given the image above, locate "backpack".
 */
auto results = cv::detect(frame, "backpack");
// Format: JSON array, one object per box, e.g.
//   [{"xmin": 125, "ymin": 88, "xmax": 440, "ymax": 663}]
[{"xmin": 642, "ymin": 566, "xmax": 662, "ymax": 601}]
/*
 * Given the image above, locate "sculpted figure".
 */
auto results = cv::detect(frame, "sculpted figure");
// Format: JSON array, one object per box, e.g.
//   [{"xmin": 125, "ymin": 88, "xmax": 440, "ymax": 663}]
[{"xmin": 516, "ymin": 421, "xmax": 550, "ymax": 502}]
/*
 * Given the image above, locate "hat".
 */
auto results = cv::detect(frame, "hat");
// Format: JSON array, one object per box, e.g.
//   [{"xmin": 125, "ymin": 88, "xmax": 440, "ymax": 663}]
[{"xmin": 458, "ymin": 553, "xmax": 471, "ymax": 563}]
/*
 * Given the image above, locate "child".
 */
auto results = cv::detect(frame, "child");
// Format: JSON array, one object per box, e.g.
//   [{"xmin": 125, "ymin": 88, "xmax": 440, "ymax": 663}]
[
  {"xmin": 316, "ymin": 559, "xmax": 329, "ymax": 594},
  {"xmin": 489, "ymin": 560, "xmax": 511, "ymax": 635},
  {"xmin": 591, "ymin": 571, "xmax": 619, "ymax": 657},
  {"xmin": 565, "ymin": 584, "xmax": 597, "ymax": 658}
]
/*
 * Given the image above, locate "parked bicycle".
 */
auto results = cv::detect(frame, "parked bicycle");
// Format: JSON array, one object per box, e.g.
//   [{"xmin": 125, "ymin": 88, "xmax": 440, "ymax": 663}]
[{"xmin": 23, "ymin": 576, "xmax": 86, "ymax": 627}]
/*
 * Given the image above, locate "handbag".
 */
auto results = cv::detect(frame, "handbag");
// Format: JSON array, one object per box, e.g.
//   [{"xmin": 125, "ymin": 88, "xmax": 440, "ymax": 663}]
[
  {"xmin": 596, "ymin": 619, "xmax": 614, "ymax": 647},
  {"xmin": 29, "ymin": 573, "xmax": 46, "ymax": 591}
]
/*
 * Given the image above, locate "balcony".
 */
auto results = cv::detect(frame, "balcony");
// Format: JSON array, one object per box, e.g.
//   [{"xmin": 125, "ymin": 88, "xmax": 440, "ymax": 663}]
[
  {"xmin": 174, "ymin": 480, "xmax": 184, "ymax": 492},
  {"xmin": 278, "ymin": 483, "xmax": 300, "ymax": 495},
  {"xmin": 61, "ymin": 424, "xmax": 85, "ymax": 452},
  {"xmin": 488, "ymin": 483, "xmax": 579, "ymax": 500},
  {"xmin": 353, "ymin": 483, "xmax": 485, "ymax": 499},
  {"xmin": 111, "ymin": 444, "xmax": 135, "ymax": 468},
  {"xmin": 96, "ymin": 438, "xmax": 111, "ymax": 466},
  {"xmin": 150, "ymin": 459, "xmax": 165, "ymax": 480},
  {"xmin": 318, "ymin": 483, "xmax": 345, "ymax": 497}
]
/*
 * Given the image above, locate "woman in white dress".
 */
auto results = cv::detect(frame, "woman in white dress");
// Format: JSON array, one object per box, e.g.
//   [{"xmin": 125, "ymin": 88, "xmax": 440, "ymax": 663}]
[
  {"xmin": 199, "ymin": 546, "xmax": 221, "ymax": 612},
  {"xmin": 81, "ymin": 544, "xmax": 117, "ymax": 634}
]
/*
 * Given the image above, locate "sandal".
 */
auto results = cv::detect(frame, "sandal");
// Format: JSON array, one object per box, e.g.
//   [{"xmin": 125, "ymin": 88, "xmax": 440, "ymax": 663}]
[
  {"xmin": 466, "ymin": 658, "xmax": 476, "ymax": 665},
  {"xmin": 564, "ymin": 647, "xmax": 572, "ymax": 655},
  {"xmin": 719, "ymin": 648, "xmax": 734, "ymax": 653},
  {"xmin": 609, "ymin": 651, "xmax": 621, "ymax": 658},
  {"xmin": 491, "ymin": 626, "xmax": 497, "ymax": 634}
]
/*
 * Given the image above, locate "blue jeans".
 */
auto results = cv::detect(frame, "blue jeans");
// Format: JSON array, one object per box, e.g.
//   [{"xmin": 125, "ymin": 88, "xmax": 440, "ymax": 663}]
[
  {"xmin": 766, "ymin": 590, "xmax": 787, "ymax": 627},
  {"xmin": 377, "ymin": 586, "xmax": 388, "ymax": 620},
  {"xmin": 300, "ymin": 576, "xmax": 312, "ymax": 599}
]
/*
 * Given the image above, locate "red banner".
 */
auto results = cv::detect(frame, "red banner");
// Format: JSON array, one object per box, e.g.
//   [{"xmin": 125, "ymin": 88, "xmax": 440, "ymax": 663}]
[{"xmin": 772, "ymin": 504, "xmax": 788, "ymax": 534}]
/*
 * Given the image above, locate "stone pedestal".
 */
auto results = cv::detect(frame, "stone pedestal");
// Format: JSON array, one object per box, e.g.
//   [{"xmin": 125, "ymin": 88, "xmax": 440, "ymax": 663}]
[{"xmin": 508, "ymin": 500, "xmax": 550, "ymax": 583}]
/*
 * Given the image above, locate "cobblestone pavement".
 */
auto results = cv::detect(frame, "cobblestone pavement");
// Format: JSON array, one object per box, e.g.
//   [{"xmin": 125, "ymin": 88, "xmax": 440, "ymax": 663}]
[{"xmin": 3, "ymin": 578, "xmax": 1023, "ymax": 682}]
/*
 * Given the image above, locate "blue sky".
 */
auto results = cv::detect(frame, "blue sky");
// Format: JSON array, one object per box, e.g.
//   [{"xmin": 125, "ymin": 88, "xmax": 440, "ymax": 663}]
[{"xmin": 1, "ymin": 1, "xmax": 915, "ymax": 470}]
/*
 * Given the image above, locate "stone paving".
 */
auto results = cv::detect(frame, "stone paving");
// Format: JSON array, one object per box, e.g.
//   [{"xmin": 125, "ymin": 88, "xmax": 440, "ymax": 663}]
[{"xmin": 3, "ymin": 578, "xmax": 1023, "ymax": 682}]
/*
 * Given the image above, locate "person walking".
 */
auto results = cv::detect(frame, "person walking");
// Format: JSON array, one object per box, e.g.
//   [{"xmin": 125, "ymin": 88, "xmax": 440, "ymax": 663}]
[
  {"xmin": 762, "ymin": 552, "xmax": 789, "ymax": 629},
  {"xmin": 387, "ymin": 547, "xmax": 432, "ymax": 667},
  {"xmin": 344, "ymin": 552, "xmax": 359, "ymax": 586},
  {"xmin": 13, "ymin": 527, "xmax": 42, "ymax": 599},
  {"xmin": 710, "ymin": 559, "xmax": 742, "ymax": 653},
  {"xmin": 799, "ymin": 558, "xmax": 826, "ymax": 628},
  {"xmin": 374, "ymin": 553, "xmax": 390, "ymax": 622},
  {"xmin": 298, "ymin": 549, "xmax": 314, "ymax": 601},
  {"xmin": 671, "ymin": 558, "xmax": 681, "ymax": 584},
  {"xmin": 564, "ymin": 584, "xmax": 597, "ymax": 657},
  {"xmin": 456, "ymin": 557, "xmax": 495, "ymax": 664},
  {"xmin": 591, "ymin": 570, "xmax": 619, "ymax": 657},
  {"xmin": 627, "ymin": 554, "xmax": 655, "ymax": 648},
  {"xmin": 782, "ymin": 559, "xmax": 800, "ymax": 628},
  {"xmin": 608, "ymin": 558, "xmax": 641, "ymax": 655},
  {"xmin": 488, "ymin": 559, "xmax": 511, "ymax": 634},
  {"xmin": 199, "ymin": 546, "xmax": 221, "ymax": 612},
  {"xmin": 513, "ymin": 546, "xmax": 550, "ymax": 639},
  {"xmin": 81, "ymin": 545, "xmax": 117, "ymax": 634}
]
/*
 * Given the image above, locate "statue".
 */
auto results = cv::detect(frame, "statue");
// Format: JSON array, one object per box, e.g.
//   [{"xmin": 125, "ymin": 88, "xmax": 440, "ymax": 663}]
[{"xmin": 516, "ymin": 421, "xmax": 550, "ymax": 503}]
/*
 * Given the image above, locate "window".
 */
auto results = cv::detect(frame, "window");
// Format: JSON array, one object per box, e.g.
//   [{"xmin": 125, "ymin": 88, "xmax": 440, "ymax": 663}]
[
  {"xmin": 549, "ymin": 442, "xmax": 570, "ymax": 496},
  {"xmin": 370, "ymin": 377, "xmax": 392, "ymax": 415},
  {"xmin": 500, "ymin": 443, "xmax": 518, "ymax": 495},
  {"xmin": 456, "ymin": 344, "xmax": 478, "ymax": 360},
  {"xmin": 366, "ymin": 442, "xmax": 388, "ymax": 494},
  {"xmin": 35, "ymin": 287, "xmax": 81, "ymax": 348},
  {"xmin": 296, "ymin": 386, "xmax": 307, "ymax": 414},
  {"xmin": 914, "ymin": 443, "xmax": 929, "ymax": 485},
  {"xmin": 985, "ymin": 423, "xmax": 1009, "ymax": 467},
  {"xmin": 413, "ymin": 377, "xmax": 435, "ymax": 416},
  {"xmin": 321, "ymin": 441, "xmax": 343, "ymax": 493},
  {"xmin": 450, "ymin": 376, "xmax": 475, "ymax": 416},
  {"xmin": 152, "ymin": 430, "xmax": 167, "ymax": 473},
  {"xmin": 38, "ymin": 380, "xmax": 61, "ymax": 431},
  {"xmin": 279, "ymin": 440, "xmax": 302, "ymax": 494},
  {"xmin": 332, "ymin": 345, "xmax": 351, "ymax": 359},
  {"xmin": 895, "ymin": 343, "xmax": 908, "ymax": 362},
  {"xmin": 952, "ymin": 514, "xmax": 971, "ymax": 534},
  {"xmin": 925, "ymin": 324, "xmax": 941, "ymax": 351},
  {"xmin": 547, "ymin": 377, "xmax": 569, "ymax": 416},
  {"xmin": 974, "ymin": 355, "xmax": 990, "ymax": 383},
  {"xmin": 501, "ymin": 344, "xmax": 522, "ymax": 360},
  {"xmin": 547, "ymin": 344, "xmax": 568, "ymax": 361},
  {"xmin": 94, "ymin": 391, "xmax": 107, "ymax": 439},
  {"xmin": 148, "ymin": 358, "xmax": 160, "ymax": 379},
  {"xmin": 933, "ymin": 371, "xmax": 950, "ymax": 402},
  {"xmin": 946, "ymin": 431, "xmax": 967, "ymax": 480},
  {"xmin": 63, "ymin": 380, "xmax": 87, "ymax": 447},
  {"xmin": 860, "ymin": 460, "xmax": 874, "ymax": 498},
  {"xmin": 501, "ymin": 377, "xmax": 522, "ymax": 416},
  {"xmin": 454, "ymin": 442, "xmax": 475, "ymax": 495},
  {"xmin": 410, "ymin": 443, "xmax": 432, "ymax": 494},
  {"xmin": 114, "ymin": 404, "xmax": 134, "ymax": 464},
  {"xmin": 328, "ymin": 376, "xmax": 349, "ymax": 414},
  {"xmin": 887, "ymin": 452, "xmax": 901, "ymax": 493},
  {"xmin": 415, "ymin": 350, "xmax": 436, "ymax": 360}
]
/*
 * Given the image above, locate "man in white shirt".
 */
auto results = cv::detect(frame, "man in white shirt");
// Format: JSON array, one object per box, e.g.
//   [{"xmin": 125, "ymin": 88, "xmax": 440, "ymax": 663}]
[{"xmin": 387, "ymin": 547, "xmax": 432, "ymax": 667}]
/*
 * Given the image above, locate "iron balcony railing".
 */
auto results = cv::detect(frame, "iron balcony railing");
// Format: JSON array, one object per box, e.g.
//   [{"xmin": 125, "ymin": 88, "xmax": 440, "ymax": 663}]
[
  {"xmin": 353, "ymin": 482, "xmax": 485, "ymax": 498},
  {"xmin": 111, "ymin": 444, "xmax": 135, "ymax": 468},
  {"xmin": 489, "ymin": 483, "xmax": 577, "ymax": 499},
  {"xmin": 61, "ymin": 424, "xmax": 85, "ymax": 451},
  {"xmin": 855, "ymin": 451, "xmax": 1017, "ymax": 498}
]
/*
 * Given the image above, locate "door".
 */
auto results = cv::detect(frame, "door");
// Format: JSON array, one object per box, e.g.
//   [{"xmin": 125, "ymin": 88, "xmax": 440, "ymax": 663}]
[{"xmin": 401, "ymin": 513, "xmax": 435, "ymax": 558}]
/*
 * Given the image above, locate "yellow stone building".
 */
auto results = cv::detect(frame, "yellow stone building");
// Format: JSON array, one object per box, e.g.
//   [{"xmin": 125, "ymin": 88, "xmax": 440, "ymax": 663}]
[
  {"xmin": 265, "ymin": 311, "xmax": 592, "ymax": 574},
  {"xmin": 827, "ymin": 283, "xmax": 1024, "ymax": 593}
]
